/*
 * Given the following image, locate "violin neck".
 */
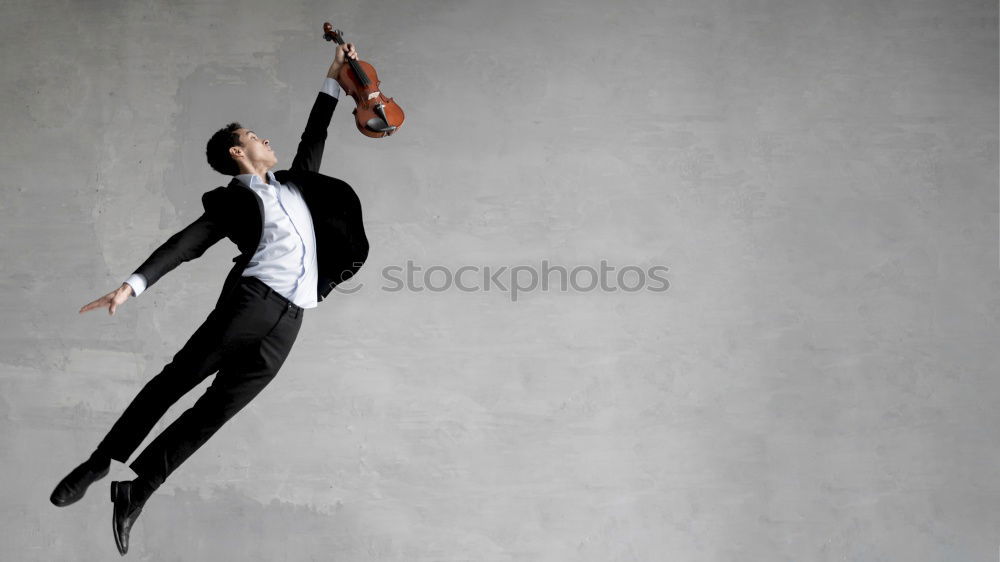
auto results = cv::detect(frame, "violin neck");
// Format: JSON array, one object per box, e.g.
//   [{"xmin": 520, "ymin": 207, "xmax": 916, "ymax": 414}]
[{"xmin": 333, "ymin": 35, "xmax": 371, "ymax": 87}]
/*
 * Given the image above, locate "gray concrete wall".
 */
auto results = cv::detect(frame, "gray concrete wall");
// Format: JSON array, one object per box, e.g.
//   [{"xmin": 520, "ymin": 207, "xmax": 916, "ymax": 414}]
[{"xmin": 2, "ymin": 0, "xmax": 997, "ymax": 560}]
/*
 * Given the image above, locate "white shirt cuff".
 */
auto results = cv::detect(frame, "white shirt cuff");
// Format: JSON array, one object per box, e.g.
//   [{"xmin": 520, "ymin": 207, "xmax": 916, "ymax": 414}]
[
  {"xmin": 124, "ymin": 273, "xmax": 147, "ymax": 297},
  {"xmin": 321, "ymin": 77, "xmax": 341, "ymax": 100}
]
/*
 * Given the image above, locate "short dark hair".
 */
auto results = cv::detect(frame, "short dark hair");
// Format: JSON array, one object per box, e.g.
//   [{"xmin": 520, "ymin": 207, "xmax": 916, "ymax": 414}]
[{"xmin": 205, "ymin": 122, "xmax": 244, "ymax": 176}]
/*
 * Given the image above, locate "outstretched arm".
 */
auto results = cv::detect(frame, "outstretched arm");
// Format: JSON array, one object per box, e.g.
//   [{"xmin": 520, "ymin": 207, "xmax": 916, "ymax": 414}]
[
  {"xmin": 289, "ymin": 43, "xmax": 357, "ymax": 173},
  {"xmin": 80, "ymin": 211, "xmax": 226, "ymax": 315}
]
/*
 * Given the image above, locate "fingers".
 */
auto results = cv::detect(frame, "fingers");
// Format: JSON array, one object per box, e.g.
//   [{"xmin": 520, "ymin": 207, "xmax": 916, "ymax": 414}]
[
  {"xmin": 79, "ymin": 298, "xmax": 105, "ymax": 314},
  {"xmin": 79, "ymin": 289, "xmax": 118, "ymax": 314},
  {"xmin": 109, "ymin": 290, "xmax": 129, "ymax": 315},
  {"xmin": 332, "ymin": 44, "xmax": 357, "ymax": 71}
]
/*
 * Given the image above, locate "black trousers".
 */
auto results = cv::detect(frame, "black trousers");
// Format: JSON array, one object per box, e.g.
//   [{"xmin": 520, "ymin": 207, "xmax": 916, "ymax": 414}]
[{"xmin": 95, "ymin": 275, "xmax": 304, "ymax": 487}]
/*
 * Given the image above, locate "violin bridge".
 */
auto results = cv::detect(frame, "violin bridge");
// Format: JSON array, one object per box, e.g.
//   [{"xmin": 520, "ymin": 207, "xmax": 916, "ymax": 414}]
[{"xmin": 366, "ymin": 91, "xmax": 381, "ymax": 100}]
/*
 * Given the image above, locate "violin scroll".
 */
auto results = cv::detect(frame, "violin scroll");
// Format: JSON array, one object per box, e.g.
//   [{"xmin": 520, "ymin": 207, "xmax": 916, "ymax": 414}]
[{"xmin": 322, "ymin": 23, "xmax": 342, "ymax": 43}]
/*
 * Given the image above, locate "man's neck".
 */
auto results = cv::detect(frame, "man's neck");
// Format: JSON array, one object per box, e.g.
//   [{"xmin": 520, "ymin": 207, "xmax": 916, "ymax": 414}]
[{"xmin": 237, "ymin": 165, "xmax": 272, "ymax": 184}]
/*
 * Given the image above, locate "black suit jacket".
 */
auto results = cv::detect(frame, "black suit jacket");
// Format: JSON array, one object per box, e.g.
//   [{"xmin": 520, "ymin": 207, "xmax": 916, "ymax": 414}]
[{"xmin": 130, "ymin": 91, "xmax": 369, "ymax": 309}]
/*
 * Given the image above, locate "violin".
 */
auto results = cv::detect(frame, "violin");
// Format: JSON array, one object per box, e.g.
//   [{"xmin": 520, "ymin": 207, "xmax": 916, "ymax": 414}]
[{"xmin": 323, "ymin": 23, "xmax": 405, "ymax": 138}]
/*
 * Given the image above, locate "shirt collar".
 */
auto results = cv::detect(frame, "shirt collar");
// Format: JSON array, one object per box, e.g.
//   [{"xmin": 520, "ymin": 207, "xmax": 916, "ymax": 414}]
[{"xmin": 235, "ymin": 170, "xmax": 278, "ymax": 189}]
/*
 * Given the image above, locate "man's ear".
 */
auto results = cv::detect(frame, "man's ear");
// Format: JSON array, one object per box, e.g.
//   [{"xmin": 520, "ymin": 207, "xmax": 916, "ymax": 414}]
[{"xmin": 229, "ymin": 145, "xmax": 243, "ymax": 160}]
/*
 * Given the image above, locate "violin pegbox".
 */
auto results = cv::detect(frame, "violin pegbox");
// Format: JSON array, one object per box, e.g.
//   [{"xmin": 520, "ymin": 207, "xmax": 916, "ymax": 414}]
[{"xmin": 322, "ymin": 23, "xmax": 345, "ymax": 44}]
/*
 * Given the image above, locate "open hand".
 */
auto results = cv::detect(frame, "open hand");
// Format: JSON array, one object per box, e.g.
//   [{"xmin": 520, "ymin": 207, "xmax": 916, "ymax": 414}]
[{"xmin": 80, "ymin": 283, "xmax": 133, "ymax": 316}]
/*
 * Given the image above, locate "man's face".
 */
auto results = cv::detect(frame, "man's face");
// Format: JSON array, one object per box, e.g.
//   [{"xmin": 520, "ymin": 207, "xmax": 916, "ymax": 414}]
[{"xmin": 232, "ymin": 128, "xmax": 277, "ymax": 170}]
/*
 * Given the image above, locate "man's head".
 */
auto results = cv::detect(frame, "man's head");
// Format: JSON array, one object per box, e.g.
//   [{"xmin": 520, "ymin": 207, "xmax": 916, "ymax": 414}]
[{"xmin": 205, "ymin": 122, "xmax": 277, "ymax": 176}]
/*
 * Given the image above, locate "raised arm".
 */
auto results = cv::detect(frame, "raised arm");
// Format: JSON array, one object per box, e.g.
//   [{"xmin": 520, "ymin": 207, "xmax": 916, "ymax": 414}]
[{"xmin": 289, "ymin": 43, "xmax": 357, "ymax": 173}]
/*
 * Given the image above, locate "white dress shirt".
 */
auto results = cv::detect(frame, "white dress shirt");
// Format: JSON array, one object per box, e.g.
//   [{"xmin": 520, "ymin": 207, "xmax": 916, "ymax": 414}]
[
  {"xmin": 233, "ymin": 170, "xmax": 319, "ymax": 308},
  {"xmin": 124, "ymin": 78, "xmax": 341, "ymax": 309}
]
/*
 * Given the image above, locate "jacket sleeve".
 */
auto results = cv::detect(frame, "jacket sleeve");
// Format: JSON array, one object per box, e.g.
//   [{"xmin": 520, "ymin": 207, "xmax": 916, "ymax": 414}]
[
  {"xmin": 130, "ymin": 210, "xmax": 227, "ymax": 292},
  {"xmin": 289, "ymin": 89, "xmax": 339, "ymax": 174}
]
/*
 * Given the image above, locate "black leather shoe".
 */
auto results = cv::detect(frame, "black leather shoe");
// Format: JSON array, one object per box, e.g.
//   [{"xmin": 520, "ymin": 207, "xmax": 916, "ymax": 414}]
[
  {"xmin": 50, "ymin": 457, "xmax": 110, "ymax": 507},
  {"xmin": 111, "ymin": 481, "xmax": 145, "ymax": 556}
]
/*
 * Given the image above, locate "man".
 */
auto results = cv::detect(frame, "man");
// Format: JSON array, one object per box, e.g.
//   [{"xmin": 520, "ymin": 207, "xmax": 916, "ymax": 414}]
[{"xmin": 49, "ymin": 42, "xmax": 370, "ymax": 556}]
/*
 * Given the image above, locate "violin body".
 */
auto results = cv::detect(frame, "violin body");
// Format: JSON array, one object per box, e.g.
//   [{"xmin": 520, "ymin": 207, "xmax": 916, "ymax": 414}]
[
  {"xmin": 323, "ymin": 23, "xmax": 404, "ymax": 138},
  {"xmin": 336, "ymin": 59, "xmax": 405, "ymax": 138}
]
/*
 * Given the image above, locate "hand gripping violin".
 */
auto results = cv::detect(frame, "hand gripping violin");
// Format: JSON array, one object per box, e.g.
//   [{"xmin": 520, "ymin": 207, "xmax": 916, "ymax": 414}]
[{"xmin": 323, "ymin": 23, "xmax": 405, "ymax": 138}]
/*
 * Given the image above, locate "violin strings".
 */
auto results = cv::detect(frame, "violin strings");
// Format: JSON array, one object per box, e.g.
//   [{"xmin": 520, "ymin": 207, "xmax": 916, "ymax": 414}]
[
  {"xmin": 348, "ymin": 59, "xmax": 370, "ymax": 86},
  {"xmin": 331, "ymin": 32, "xmax": 372, "ymax": 87}
]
